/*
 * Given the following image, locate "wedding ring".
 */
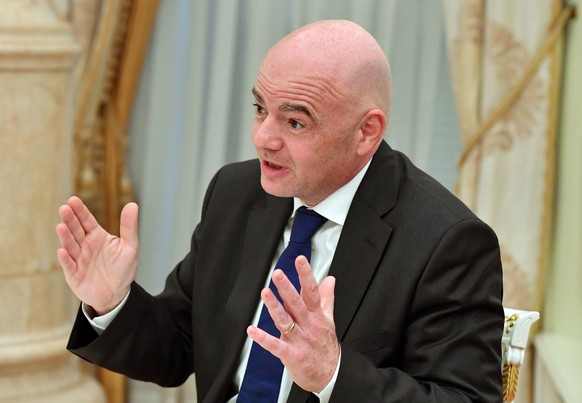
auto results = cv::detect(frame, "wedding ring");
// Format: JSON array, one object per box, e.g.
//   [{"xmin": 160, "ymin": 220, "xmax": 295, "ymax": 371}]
[{"xmin": 281, "ymin": 322, "xmax": 296, "ymax": 335}]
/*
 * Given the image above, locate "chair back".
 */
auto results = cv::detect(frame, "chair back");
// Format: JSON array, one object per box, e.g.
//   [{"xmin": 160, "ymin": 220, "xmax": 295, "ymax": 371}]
[{"xmin": 502, "ymin": 308, "xmax": 540, "ymax": 402}]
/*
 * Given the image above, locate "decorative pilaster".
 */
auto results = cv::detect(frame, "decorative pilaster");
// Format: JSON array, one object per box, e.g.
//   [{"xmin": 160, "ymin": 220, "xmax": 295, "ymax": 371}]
[{"xmin": 0, "ymin": 1, "xmax": 105, "ymax": 401}]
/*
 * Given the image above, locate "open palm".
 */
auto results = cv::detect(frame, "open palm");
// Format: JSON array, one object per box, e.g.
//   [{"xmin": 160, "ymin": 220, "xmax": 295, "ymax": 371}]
[{"xmin": 56, "ymin": 196, "xmax": 139, "ymax": 315}]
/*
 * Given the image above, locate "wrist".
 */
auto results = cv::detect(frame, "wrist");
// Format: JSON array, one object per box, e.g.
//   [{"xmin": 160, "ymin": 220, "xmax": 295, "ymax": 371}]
[
  {"xmin": 91, "ymin": 287, "xmax": 131, "ymax": 316},
  {"xmin": 315, "ymin": 347, "xmax": 341, "ymax": 399}
]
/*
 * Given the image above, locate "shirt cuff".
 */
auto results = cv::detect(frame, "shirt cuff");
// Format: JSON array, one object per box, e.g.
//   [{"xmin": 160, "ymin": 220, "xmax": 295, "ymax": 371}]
[
  {"xmin": 314, "ymin": 348, "xmax": 341, "ymax": 402},
  {"xmin": 82, "ymin": 291, "xmax": 131, "ymax": 334}
]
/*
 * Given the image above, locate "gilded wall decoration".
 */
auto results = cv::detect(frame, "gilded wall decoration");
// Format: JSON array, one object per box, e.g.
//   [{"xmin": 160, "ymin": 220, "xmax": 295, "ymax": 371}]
[{"xmin": 71, "ymin": 1, "xmax": 161, "ymax": 401}]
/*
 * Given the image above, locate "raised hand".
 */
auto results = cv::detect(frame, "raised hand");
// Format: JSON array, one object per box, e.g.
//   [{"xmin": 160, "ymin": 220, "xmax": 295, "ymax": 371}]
[
  {"xmin": 247, "ymin": 256, "xmax": 340, "ymax": 393},
  {"xmin": 56, "ymin": 196, "xmax": 139, "ymax": 315}
]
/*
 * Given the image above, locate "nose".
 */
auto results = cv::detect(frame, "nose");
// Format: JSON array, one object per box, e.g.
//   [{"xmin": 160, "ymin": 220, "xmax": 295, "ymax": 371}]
[{"xmin": 252, "ymin": 116, "xmax": 283, "ymax": 151}]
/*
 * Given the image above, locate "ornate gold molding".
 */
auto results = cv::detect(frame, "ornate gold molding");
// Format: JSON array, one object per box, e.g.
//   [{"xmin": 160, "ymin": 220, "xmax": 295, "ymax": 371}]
[{"xmin": 72, "ymin": 0, "xmax": 160, "ymax": 401}]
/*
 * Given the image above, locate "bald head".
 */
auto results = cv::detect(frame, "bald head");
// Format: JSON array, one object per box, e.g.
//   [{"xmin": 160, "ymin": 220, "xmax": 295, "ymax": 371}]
[
  {"xmin": 263, "ymin": 20, "xmax": 392, "ymax": 117},
  {"xmin": 252, "ymin": 21, "xmax": 392, "ymax": 204}
]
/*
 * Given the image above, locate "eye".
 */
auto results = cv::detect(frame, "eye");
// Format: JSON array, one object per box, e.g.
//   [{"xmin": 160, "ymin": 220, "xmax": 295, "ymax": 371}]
[
  {"xmin": 253, "ymin": 103, "xmax": 266, "ymax": 115},
  {"xmin": 289, "ymin": 119, "xmax": 305, "ymax": 130}
]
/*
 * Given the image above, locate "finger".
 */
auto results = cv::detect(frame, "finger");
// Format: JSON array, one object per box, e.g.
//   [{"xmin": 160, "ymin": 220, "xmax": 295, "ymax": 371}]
[
  {"xmin": 319, "ymin": 276, "xmax": 336, "ymax": 320},
  {"xmin": 59, "ymin": 204, "xmax": 86, "ymax": 245},
  {"xmin": 272, "ymin": 269, "xmax": 305, "ymax": 318},
  {"xmin": 296, "ymin": 256, "xmax": 321, "ymax": 311},
  {"xmin": 120, "ymin": 202, "xmax": 139, "ymax": 249},
  {"xmin": 261, "ymin": 288, "xmax": 296, "ymax": 335},
  {"xmin": 57, "ymin": 247, "xmax": 77, "ymax": 274},
  {"xmin": 247, "ymin": 325, "xmax": 288, "ymax": 360},
  {"xmin": 68, "ymin": 196, "xmax": 100, "ymax": 234},
  {"xmin": 56, "ymin": 222, "xmax": 81, "ymax": 260}
]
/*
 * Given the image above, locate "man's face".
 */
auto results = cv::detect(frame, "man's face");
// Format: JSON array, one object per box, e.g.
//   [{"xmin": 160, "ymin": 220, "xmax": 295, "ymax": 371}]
[{"xmin": 251, "ymin": 59, "xmax": 364, "ymax": 206}]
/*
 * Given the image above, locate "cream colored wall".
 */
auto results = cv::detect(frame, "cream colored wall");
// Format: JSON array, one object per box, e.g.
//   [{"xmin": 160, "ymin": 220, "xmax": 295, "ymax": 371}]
[
  {"xmin": 544, "ymin": 0, "xmax": 582, "ymax": 337},
  {"xmin": 0, "ymin": 1, "xmax": 105, "ymax": 401}
]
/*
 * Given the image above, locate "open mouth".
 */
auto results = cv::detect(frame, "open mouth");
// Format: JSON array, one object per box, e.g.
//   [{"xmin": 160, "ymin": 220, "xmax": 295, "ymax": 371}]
[{"xmin": 266, "ymin": 161, "xmax": 283, "ymax": 169}]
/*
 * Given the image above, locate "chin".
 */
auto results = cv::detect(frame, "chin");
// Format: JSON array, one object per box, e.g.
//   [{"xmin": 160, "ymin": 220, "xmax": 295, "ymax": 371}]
[{"xmin": 260, "ymin": 178, "xmax": 295, "ymax": 198}]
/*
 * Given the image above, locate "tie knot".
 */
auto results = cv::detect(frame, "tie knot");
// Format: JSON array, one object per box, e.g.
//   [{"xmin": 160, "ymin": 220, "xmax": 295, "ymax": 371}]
[{"xmin": 290, "ymin": 207, "xmax": 327, "ymax": 244}]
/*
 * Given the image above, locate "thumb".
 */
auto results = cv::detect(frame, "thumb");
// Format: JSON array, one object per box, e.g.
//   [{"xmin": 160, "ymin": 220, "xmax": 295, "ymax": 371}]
[
  {"xmin": 120, "ymin": 202, "xmax": 139, "ymax": 249},
  {"xmin": 319, "ymin": 276, "xmax": 336, "ymax": 320}
]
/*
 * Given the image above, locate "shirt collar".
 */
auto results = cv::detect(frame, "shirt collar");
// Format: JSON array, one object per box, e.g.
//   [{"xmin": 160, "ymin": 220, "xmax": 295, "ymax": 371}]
[{"xmin": 292, "ymin": 158, "xmax": 372, "ymax": 226}]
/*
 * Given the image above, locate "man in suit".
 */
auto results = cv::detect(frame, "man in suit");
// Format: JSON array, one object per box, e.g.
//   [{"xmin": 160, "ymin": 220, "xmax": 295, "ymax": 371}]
[{"xmin": 56, "ymin": 20, "xmax": 503, "ymax": 402}]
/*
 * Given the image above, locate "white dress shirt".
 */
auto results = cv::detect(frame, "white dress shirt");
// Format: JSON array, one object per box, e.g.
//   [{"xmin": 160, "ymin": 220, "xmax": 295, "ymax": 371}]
[{"xmin": 86, "ymin": 159, "xmax": 372, "ymax": 402}]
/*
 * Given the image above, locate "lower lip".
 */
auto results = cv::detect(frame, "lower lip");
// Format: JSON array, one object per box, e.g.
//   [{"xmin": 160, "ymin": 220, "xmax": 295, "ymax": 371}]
[{"xmin": 261, "ymin": 160, "xmax": 290, "ymax": 177}]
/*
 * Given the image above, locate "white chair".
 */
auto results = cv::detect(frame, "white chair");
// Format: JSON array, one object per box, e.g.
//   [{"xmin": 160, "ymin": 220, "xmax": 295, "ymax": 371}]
[{"xmin": 502, "ymin": 308, "xmax": 540, "ymax": 402}]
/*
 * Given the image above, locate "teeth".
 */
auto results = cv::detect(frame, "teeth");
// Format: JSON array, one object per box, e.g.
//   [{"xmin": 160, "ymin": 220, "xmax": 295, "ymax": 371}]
[{"xmin": 268, "ymin": 161, "xmax": 282, "ymax": 169}]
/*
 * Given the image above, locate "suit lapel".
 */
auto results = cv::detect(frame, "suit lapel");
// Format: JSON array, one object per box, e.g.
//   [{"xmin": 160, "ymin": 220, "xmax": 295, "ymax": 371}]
[
  {"xmin": 287, "ymin": 385, "xmax": 312, "ymax": 403},
  {"xmin": 329, "ymin": 141, "xmax": 399, "ymax": 340},
  {"xmin": 288, "ymin": 142, "xmax": 400, "ymax": 402},
  {"xmin": 329, "ymin": 198, "xmax": 392, "ymax": 340},
  {"xmin": 212, "ymin": 194, "xmax": 293, "ymax": 395},
  {"xmin": 226, "ymin": 196, "xmax": 292, "ymax": 335},
  {"xmin": 286, "ymin": 207, "xmax": 392, "ymax": 402}
]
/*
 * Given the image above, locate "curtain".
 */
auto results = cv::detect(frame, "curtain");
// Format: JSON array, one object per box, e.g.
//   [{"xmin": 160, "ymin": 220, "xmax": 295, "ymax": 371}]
[
  {"xmin": 127, "ymin": 0, "xmax": 462, "ymax": 401},
  {"xmin": 442, "ymin": 1, "xmax": 575, "ymax": 401}
]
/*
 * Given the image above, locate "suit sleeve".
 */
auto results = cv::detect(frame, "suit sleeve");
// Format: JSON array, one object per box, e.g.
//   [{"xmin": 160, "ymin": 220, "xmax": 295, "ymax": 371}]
[
  {"xmin": 66, "ymin": 170, "xmax": 222, "ymax": 387},
  {"xmin": 67, "ymin": 280, "xmax": 195, "ymax": 386},
  {"xmin": 330, "ymin": 219, "xmax": 504, "ymax": 403}
]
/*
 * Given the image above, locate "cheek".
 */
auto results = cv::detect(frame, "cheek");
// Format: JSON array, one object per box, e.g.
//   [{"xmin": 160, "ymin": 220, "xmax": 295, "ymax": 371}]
[
  {"xmin": 251, "ymin": 121, "xmax": 261, "ymax": 145},
  {"xmin": 315, "ymin": 137, "xmax": 358, "ymax": 174},
  {"xmin": 293, "ymin": 143, "xmax": 337, "ymax": 178}
]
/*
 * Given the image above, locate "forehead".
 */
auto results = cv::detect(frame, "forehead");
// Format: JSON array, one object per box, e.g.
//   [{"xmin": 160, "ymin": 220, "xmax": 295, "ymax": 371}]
[
  {"xmin": 252, "ymin": 86, "xmax": 317, "ymax": 122},
  {"xmin": 253, "ymin": 62, "xmax": 350, "ymax": 120}
]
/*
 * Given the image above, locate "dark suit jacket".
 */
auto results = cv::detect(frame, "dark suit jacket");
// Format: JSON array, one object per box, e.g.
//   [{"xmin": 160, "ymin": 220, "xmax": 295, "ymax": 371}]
[{"xmin": 68, "ymin": 141, "xmax": 503, "ymax": 402}]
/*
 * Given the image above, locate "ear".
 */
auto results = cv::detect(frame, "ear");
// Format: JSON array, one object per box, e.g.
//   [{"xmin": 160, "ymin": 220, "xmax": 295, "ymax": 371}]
[{"xmin": 356, "ymin": 109, "xmax": 386, "ymax": 157}]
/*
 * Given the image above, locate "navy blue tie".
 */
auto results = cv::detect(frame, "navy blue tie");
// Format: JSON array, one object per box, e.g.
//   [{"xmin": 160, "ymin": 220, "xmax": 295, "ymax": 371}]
[{"xmin": 237, "ymin": 207, "xmax": 327, "ymax": 402}]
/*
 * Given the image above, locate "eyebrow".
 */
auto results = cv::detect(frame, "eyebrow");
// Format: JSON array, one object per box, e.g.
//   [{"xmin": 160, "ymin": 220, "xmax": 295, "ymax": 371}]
[
  {"xmin": 251, "ymin": 87, "xmax": 264, "ymax": 103},
  {"xmin": 279, "ymin": 103, "xmax": 316, "ymax": 122},
  {"xmin": 251, "ymin": 87, "xmax": 317, "ymax": 123}
]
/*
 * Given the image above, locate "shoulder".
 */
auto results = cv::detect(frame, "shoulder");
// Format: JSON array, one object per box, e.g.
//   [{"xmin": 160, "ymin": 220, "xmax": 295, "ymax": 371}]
[
  {"xmin": 205, "ymin": 159, "xmax": 262, "ymax": 198},
  {"xmin": 200, "ymin": 158, "xmax": 281, "ymax": 217},
  {"xmin": 215, "ymin": 159, "xmax": 261, "ymax": 184},
  {"xmin": 395, "ymin": 145, "xmax": 478, "ymax": 218},
  {"xmin": 365, "ymin": 143, "xmax": 496, "ymax": 239}
]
